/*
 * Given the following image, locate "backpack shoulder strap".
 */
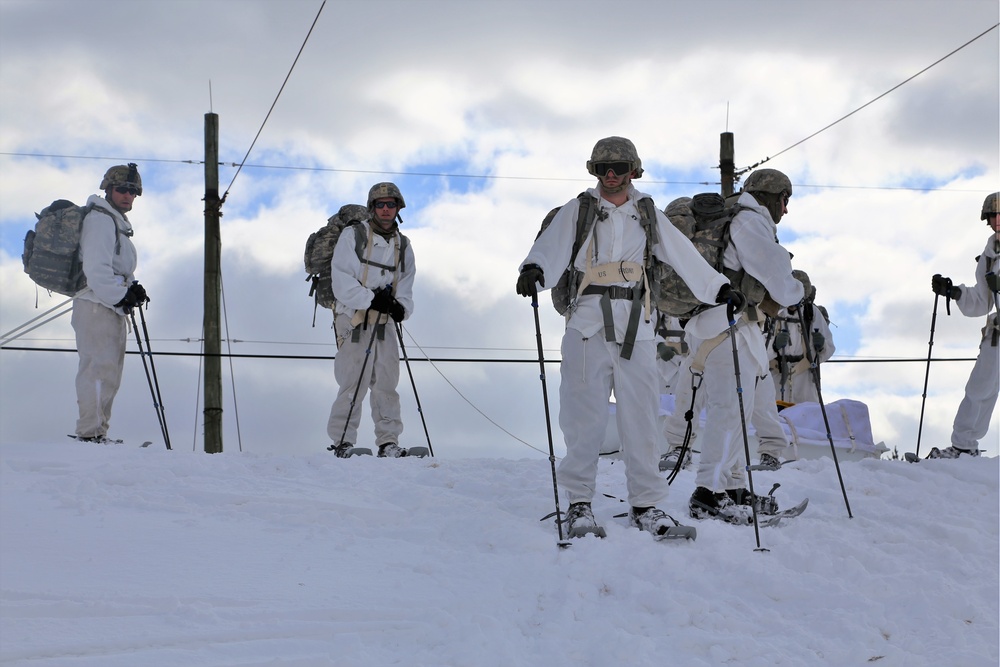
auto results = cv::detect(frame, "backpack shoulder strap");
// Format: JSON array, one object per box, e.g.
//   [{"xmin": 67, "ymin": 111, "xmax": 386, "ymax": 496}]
[
  {"xmin": 637, "ymin": 196, "xmax": 659, "ymax": 266},
  {"xmin": 569, "ymin": 192, "xmax": 598, "ymax": 265},
  {"xmin": 349, "ymin": 220, "xmax": 367, "ymax": 261},
  {"xmin": 85, "ymin": 204, "xmax": 122, "ymax": 255},
  {"xmin": 352, "ymin": 221, "xmax": 409, "ymax": 274},
  {"xmin": 396, "ymin": 230, "xmax": 410, "ymax": 274}
]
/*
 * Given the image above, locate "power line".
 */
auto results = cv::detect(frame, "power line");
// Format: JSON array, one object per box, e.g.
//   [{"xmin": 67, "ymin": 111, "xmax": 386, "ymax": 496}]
[
  {"xmin": 222, "ymin": 1, "xmax": 326, "ymax": 202},
  {"xmin": 739, "ymin": 23, "xmax": 1000, "ymax": 175},
  {"xmin": 2, "ymin": 151, "xmax": 989, "ymax": 194},
  {"xmin": 0, "ymin": 346, "xmax": 978, "ymax": 365}
]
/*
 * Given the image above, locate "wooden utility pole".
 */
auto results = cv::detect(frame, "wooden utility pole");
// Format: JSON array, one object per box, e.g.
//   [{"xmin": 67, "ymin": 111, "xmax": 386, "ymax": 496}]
[
  {"xmin": 203, "ymin": 113, "xmax": 223, "ymax": 453},
  {"xmin": 720, "ymin": 131, "xmax": 735, "ymax": 198}
]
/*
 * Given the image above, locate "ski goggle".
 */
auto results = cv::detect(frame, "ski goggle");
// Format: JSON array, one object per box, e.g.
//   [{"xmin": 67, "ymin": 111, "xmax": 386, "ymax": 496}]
[
  {"xmin": 373, "ymin": 201, "xmax": 398, "ymax": 209},
  {"xmin": 594, "ymin": 162, "xmax": 633, "ymax": 177},
  {"xmin": 114, "ymin": 186, "xmax": 140, "ymax": 196}
]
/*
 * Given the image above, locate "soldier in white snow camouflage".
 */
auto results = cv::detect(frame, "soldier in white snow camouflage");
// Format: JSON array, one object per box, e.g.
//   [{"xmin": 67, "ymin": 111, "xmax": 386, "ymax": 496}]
[
  {"xmin": 517, "ymin": 137, "xmax": 729, "ymax": 540},
  {"xmin": 71, "ymin": 163, "xmax": 149, "ymax": 443},
  {"xmin": 927, "ymin": 192, "xmax": 1000, "ymax": 459}
]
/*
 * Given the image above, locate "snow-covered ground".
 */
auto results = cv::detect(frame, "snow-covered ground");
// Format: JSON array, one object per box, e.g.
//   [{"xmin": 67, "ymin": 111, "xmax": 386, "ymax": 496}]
[{"xmin": 1, "ymin": 441, "xmax": 997, "ymax": 667}]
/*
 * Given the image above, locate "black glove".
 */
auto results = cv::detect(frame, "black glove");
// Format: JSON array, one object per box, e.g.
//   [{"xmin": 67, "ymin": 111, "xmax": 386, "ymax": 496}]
[
  {"xmin": 114, "ymin": 282, "xmax": 148, "ymax": 313},
  {"xmin": 772, "ymin": 330, "xmax": 790, "ymax": 351},
  {"xmin": 656, "ymin": 342, "xmax": 677, "ymax": 362},
  {"xmin": 931, "ymin": 274, "xmax": 961, "ymax": 299},
  {"xmin": 370, "ymin": 286, "xmax": 395, "ymax": 313},
  {"xmin": 389, "ymin": 299, "xmax": 405, "ymax": 323},
  {"xmin": 811, "ymin": 331, "xmax": 825, "ymax": 353},
  {"xmin": 115, "ymin": 290, "xmax": 140, "ymax": 313},
  {"xmin": 715, "ymin": 284, "xmax": 746, "ymax": 314},
  {"xmin": 516, "ymin": 264, "xmax": 544, "ymax": 298},
  {"xmin": 128, "ymin": 282, "xmax": 149, "ymax": 305}
]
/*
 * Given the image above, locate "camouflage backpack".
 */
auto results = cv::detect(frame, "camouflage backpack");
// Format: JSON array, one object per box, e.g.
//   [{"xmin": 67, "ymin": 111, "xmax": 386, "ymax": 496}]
[
  {"xmin": 304, "ymin": 204, "xmax": 410, "ymax": 321},
  {"xmin": 653, "ymin": 192, "xmax": 768, "ymax": 319},
  {"xmin": 535, "ymin": 193, "xmax": 599, "ymax": 314},
  {"xmin": 22, "ymin": 199, "xmax": 116, "ymax": 296}
]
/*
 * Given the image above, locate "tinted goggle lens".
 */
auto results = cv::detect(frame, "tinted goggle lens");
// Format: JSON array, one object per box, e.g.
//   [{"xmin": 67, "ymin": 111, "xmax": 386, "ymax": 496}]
[
  {"xmin": 114, "ymin": 186, "xmax": 139, "ymax": 196},
  {"xmin": 374, "ymin": 201, "xmax": 398, "ymax": 209},
  {"xmin": 595, "ymin": 162, "xmax": 632, "ymax": 177}
]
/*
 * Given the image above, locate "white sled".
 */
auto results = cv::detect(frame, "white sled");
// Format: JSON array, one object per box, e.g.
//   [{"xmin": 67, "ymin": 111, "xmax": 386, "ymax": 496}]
[{"xmin": 603, "ymin": 396, "xmax": 888, "ymax": 462}]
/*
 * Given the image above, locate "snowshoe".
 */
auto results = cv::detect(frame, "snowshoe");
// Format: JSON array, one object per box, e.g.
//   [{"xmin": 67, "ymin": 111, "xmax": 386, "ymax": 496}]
[
  {"xmin": 563, "ymin": 502, "xmax": 607, "ymax": 539},
  {"xmin": 327, "ymin": 442, "xmax": 372, "ymax": 458},
  {"xmin": 406, "ymin": 446, "xmax": 430, "ymax": 458},
  {"xmin": 728, "ymin": 483, "xmax": 781, "ymax": 515},
  {"xmin": 748, "ymin": 452, "xmax": 783, "ymax": 471},
  {"xmin": 69, "ymin": 434, "xmax": 124, "ymax": 445},
  {"xmin": 926, "ymin": 446, "xmax": 980, "ymax": 459},
  {"xmin": 658, "ymin": 446, "xmax": 691, "ymax": 472},
  {"xmin": 629, "ymin": 507, "xmax": 696, "ymax": 541},
  {"xmin": 377, "ymin": 443, "xmax": 408, "ymax": 458},
  {"xmin": 756, "ymin": 498, "xmax": 809, "ymax": 527},
  {"xmin": 689, "ymin": 486, "xmax": 753, "ymax": 526}
]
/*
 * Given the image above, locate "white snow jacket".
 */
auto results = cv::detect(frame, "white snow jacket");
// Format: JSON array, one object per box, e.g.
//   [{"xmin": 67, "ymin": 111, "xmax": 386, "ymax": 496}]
[
  {"xmin": 521, "ymin": 184, "xmax": 728, "ymax": 343},
  {"xmin": 685, "ymin": 191, "xmax": 804, "ymax": 371},
  {"xmin": 770, "ymin": 303, "xmax": 835, "ymax": 362},
  {"xmin": 76, "ymin": 194, "xmax": 137, "ymax": 314},
  {"xmin": 956, "ymin": 233, "xmax": 1000, "ymax": 338},
  {"xmin": 330, "ymin": 221, "xmax": 415, "ymax": 321}
]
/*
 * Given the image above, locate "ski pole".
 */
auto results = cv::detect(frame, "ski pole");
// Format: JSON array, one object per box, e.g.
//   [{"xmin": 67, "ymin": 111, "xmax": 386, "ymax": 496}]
[
  {"xmin": 395, "ymin": 321, "xmax": 433, "ymax": 457},
  {"xmin": 800, "ymin": 307, "xmax": 852, "ymax": 518},
  {"xmin": 330, "ymin": 313, "xmax": 381, "ymax": 451},
  {"xmin": 914, "ymin": 291, "xmax": 940, "ymax": 458},
  {"xmin": 138, "ymin": 304, "xmax": 171, "ymax": 449},
  {"xmin": 531, "ymin": 295, "xmax": 568, "ymax": 547},
  {"xmin": 0, "ymin": 298, "xmax": 74, "ymax": 347},
  {"xmin": 724, "ymin": 300, "xmax": 767, "ymax": 552},
  {"xmin": 131, "ymin": 305, "xmax": 171, "ymax": 450}
]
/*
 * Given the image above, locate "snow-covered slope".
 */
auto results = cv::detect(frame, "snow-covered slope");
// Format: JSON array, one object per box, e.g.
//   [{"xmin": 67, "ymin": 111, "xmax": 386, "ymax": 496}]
[{"xmin": 1, "ymin": 442, "xmax": 997, "ymax": 667}]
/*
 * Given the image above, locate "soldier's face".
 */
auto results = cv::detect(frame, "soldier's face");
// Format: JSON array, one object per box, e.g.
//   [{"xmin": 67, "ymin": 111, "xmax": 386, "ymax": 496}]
[
  {"xmin": 372, "ymin": 198, "xmax": 398, "ymax": 229},
  {"xmin": 987, "ymin": 213, "xmax": 999, "ymax": 233},
  {"xmin": 109, "ymin": 187, "xmax": 136, "ymax": 212}
]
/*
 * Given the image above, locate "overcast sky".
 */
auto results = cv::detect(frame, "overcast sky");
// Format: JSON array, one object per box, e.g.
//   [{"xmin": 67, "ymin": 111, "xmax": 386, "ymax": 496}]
[{"xmin": 1, "ymin": 0, "xmax": 997, "ymax": 459}]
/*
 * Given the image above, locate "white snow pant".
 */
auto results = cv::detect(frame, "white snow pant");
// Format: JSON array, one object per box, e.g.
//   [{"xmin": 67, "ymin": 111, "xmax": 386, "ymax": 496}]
[
  {"xmin": 951, "ymin": 331, "xmax": 999, "ymax": 449},
  {"xmin": 665, "ymin": 354, "xmax": 787, "ymax": 462},
  {"xmin": 72, "ymin": 299, "xmax": 127, "ymax": 439},
  {"xmin": 326, "ymin": 316, "xmax": 402, "ymax": 447},
  {"xmin": 788, "ymin": 369, "xmax": 820, "ymax": 404},
  {"xmin": 753, "ymin": 372, "xmax": 791, "ymax": 459},
  {"xmin": 693, "ymin": 330, "xmax": 758, "ymax": 493},
  {"xmin": 557, "ymin": 331, "xmax": 667, "ymax": 508}
]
